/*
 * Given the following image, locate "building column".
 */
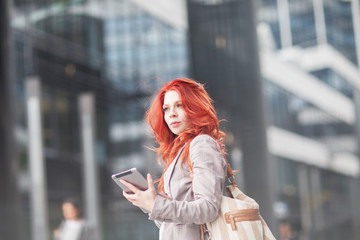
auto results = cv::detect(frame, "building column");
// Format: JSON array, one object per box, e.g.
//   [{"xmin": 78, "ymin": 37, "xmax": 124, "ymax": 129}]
[
  {"xmin": 298, "ymin": 164, "xmax": 312, "ymax": 235},
  {"xmin": 309, "ymin": 168, "xmax": 324, "ymax": 235},
  {"xmin": 78, "ymin": 93, "xmax": 102, "ymax": 240},
  {"xmin": 0, "ymin": 0, "xmax": 22, "ymax": 239},
  {"xmin": 352, "ymin": 89, "xmax": 360, "ymax": 238},
  {"xmin": 26, "ymin": 77, "xmax": 49, "ymax": 240},
  {"xmin": 312, "ymin": 0, "xmax": 327, "ymax": 45},
  {"xmin": 277, "ymin": 0, "xmax": 292, "ymax": 48},
  {"xmin": 351, "ymin": 0, "xmax": 360, "ymax": 68},
  {"xmin": 187, "ymin": 0, "xmax": 276, "ymax": 231},
  {"xmin": 350, "ymin": 176, "xmax": 360, "ymax": 239},
  {"xmin": 352, "ymin": 0, "xmax": 360, "ymax": 235}
]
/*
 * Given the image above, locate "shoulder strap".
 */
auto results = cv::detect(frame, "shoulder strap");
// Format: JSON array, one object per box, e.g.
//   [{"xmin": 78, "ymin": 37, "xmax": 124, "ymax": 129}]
[{"xmin": 226, "ymin": 162, "xmax": 236, "ymax": 185}]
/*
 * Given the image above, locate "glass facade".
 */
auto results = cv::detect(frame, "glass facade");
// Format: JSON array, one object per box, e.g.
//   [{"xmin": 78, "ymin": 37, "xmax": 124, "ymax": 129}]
[
  {"xmin": 311, "ymin": 68, "xmax": 354, "ymax": 98},
  {"xmin": 265, "ymin": 81, "xmax": 355, "ymax": 142},
  {"xmin": 258, "ymin": 0, "xmax": 318, "ymax": 48},
  {"xmin": 258, "ymin": 0, "xmax": 281, "ymax": 49},
  {"xmin": 319, "ymin": 171, "xmax": 354, "ymax": 239},
  {"xmin": 265, "ymin": 80, "xmax": 359, "ymax": 238},
  {"xmin": 275, "ymin": 157, "xmax": 302, "ymax": 235},
  {"xmin": 289, "ymin": 0, "xmax": 317, "ymax": 47},
  {"xmin": 258, "ymin": 0, "xmax": 360, "ymax": 239},
  {"xmin": 323, "ymin": 0, "xmax": 357, "ymax": 65}
]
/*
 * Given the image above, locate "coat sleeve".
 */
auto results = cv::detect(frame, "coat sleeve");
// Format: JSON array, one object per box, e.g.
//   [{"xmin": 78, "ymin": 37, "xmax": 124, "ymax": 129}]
[{"xmin": 149, "ymin": 135, "xmax": 227, "ymax": 224}]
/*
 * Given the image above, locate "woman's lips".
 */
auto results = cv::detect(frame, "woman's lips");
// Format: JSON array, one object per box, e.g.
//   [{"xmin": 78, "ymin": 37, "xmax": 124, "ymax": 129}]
[{"xmin": 170, "ymin": 121, "xmax": 180, "ymax": 127}]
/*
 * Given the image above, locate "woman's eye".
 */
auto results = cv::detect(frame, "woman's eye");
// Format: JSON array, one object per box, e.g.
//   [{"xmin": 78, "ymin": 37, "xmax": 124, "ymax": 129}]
[
  {"xmin": 162, "ymin": 107, "xmax": 169, "ymax": 112},
  {"xmin": 176, "ymin": 103, "xmax": 182, "ymax": 108}
]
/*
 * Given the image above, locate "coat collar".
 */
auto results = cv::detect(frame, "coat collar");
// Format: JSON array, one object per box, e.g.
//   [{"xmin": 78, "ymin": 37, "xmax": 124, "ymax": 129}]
[{"xmin": 165, "ymin": 144, "xmax": 186, "ymax": 195}]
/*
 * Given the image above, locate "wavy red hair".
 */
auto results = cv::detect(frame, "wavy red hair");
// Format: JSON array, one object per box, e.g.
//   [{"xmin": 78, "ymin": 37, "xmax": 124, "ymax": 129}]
[{"xmin": 145, "ymin": 78, "xmax": 226, "ymax": 192}]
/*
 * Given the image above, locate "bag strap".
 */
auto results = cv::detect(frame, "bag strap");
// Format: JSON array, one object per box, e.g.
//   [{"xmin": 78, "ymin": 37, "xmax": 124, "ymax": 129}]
[{"xmin": 225, "ymin": 162, "xmax": 236, "ymax": 185}]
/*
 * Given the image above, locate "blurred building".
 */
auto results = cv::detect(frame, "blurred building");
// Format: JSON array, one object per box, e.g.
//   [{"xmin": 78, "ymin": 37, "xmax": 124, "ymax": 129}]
[
  {"xmin": 258, "ymin": 0, "xmax": 360, "ymax": 239},
  {"xmin": 1, "ymin": 0, "xmax": 360, "ymax": 240},
  {"xmin": 6, "ymin": 0, "xmax": 188, "ymax": 239},
  {"xmin": 187, "ymin": 0, "xmax": 360, "ymax": 240}
]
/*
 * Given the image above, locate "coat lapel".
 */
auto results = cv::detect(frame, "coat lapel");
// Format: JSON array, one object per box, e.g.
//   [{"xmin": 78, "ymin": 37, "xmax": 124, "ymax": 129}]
[{"xmin": 165, "ymin": 144, "xmax": 186, "ymax": 196}]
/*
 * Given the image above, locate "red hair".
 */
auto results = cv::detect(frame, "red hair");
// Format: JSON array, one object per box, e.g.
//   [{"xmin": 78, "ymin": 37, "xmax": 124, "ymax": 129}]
[{"xmin": 145, "ymin": 78, "xmax": 227, "ymax": 192}]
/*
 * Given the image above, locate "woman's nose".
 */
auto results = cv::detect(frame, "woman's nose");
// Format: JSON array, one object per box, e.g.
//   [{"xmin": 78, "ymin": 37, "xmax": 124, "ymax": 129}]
[{"xmin": 169, "ymin": 108, "xmax": 177, "ymax": 117}]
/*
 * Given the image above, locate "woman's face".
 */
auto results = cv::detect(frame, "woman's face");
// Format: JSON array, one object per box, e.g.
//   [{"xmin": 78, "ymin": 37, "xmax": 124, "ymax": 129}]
[
  {"xmin": 163, "ymin": 90, "xmax": 191, "ymax": 135},
  {"xmin": 62, "ymin": 202, "xmax": 79, "ymax": 221}
]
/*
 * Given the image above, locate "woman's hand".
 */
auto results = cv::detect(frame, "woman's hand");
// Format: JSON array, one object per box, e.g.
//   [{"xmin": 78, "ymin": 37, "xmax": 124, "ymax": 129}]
[{"xmin": 121, "ymin": 173, "xmax": 157, "ymax": 212}]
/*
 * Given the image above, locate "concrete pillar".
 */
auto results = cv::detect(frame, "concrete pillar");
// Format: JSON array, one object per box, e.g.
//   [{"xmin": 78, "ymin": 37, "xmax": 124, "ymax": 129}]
[
  {"xmin": 277, "ymin": 0, "xmax": 292, "ymax": 48},
  {"xmin": 312, "ymin": 0, "xmax": 327, "ymax": 45},
  {"xmin": 187, "ymin": 0, "xmax": 276, "ymax": 231},
  {"xmin": 26, "ymin": 77, "xmax": 50, "ymax": 240},
  {"xmin": 352, "ymin": 90, "xmax": 360, "ymax": 238},
  {"xmin": 351, "ymin": 0, "xmax": 360, "ymax": 67},
  {"xmin": 309, "ymin": 168, "xmax": 324, "ymax": 234},
  {"xmin": 78, "ymin": 93, "xmax": 102, "ymax": 240},
  {"xmin": 0, "ymin": 0, "xmax": 22, "ymax": 238},
  {"xmin": 298, "ymin": 164, "xmax": 312, "ymax": 235}
]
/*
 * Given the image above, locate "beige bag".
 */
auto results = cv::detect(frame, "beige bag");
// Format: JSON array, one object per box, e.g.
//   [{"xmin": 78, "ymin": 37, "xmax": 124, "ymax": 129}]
[
  {"xmin": 195, "ymin": 164, "xmax": 276, "ymax": 240},
  {"xmin": 203, "ymin": 182, "xmax": 276, "ymax": 240}
]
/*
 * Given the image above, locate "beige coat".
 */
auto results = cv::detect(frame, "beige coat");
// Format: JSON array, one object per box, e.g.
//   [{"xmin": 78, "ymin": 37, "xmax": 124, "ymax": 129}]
[{"xmin": 149, "ymin": 134, "xmax": 227, "ymax": 240}]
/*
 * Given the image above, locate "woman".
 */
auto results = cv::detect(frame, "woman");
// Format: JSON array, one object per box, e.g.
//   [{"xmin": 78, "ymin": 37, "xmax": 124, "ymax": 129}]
[
  {"xmin": 53, "ymin": 197, "xmax": 91, "ymax": 240},
  {"xmin": 121, "ymin": 78, "xmax": 228, "ymax": 239}
]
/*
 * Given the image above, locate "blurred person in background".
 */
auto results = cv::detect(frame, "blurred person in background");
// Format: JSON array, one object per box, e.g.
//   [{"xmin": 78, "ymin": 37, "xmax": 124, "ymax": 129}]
[
  {"xmin": 53, "ymin": 197, "xmax": 91, "ymax": 240},
  {"xmin": 278, "ymin": 220, "xmax": 298, "ymax": 240},
  {"xmin": 120, "ymin": 78, "xmax": 229, "ymax": 239}
]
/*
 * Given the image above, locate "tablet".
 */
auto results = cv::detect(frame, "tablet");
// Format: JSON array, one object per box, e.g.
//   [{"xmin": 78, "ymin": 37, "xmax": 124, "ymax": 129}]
[
  {"xmin": 111, "ymin": 168, "xmax": 148, "ymax": 192},
  {"xmin": 111, "ymin": 168, "xmax": 149, "ymax": 213}
]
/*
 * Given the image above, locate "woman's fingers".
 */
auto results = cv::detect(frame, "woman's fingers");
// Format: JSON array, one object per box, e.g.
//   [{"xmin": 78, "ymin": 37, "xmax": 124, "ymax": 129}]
[
  {"xmin": 146, "ymin": 174, "xmax": 156, "ymax": 212},
  {"xmin": 121, "ymin": 173, "xmax": 157, "ymax": 212},
  {"xmin": 120, "ymin": 179, "xmax": 140, "ymax": 194},
  {"xmin": 123, "ymin": 191, "xmax": 137, "ymax": 203},
  {"xmin": 147, "ymin": 173, "xmax": 155, "ymax": 191}
]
